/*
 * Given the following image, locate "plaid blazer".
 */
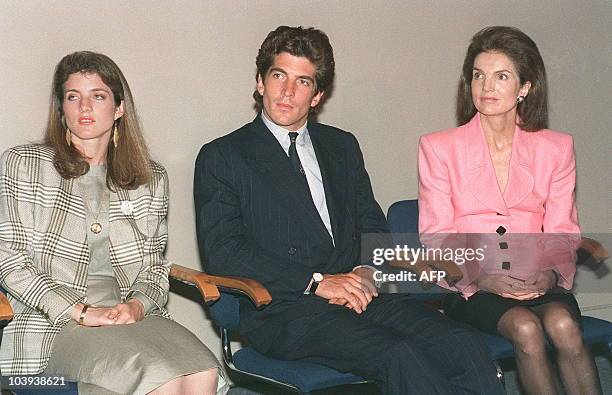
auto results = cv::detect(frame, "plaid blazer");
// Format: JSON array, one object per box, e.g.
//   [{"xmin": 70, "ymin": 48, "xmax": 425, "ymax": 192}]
[{"xmin": 0, "ymin": 144, "xmax": 171, "ymax": 374}]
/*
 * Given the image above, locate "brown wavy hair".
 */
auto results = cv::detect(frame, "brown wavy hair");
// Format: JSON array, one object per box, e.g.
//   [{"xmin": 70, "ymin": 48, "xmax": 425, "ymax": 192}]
[
  {"xmin": 456, "ymin": 26, "xmax": 548, "ymax": 132},
  {"xmin": 253, "ymin": 26, "xmax": 335, "ymax": 112},
  {"xmin": 44, "ymin": 51, "xmax": 151, "ymax": 189}
]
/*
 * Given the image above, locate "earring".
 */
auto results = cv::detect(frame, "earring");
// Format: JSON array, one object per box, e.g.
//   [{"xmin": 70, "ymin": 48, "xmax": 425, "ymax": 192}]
[
  {"xmin": 65, "ymin": 128, "xmax": 71, "ymax": 146},
  {"xmin": 112, "ymin": 123, "xmax": 119, "ymax": 148},
  {"xmin": 517, "ymin": 95, "xmax": 525, "ymax": 104}
]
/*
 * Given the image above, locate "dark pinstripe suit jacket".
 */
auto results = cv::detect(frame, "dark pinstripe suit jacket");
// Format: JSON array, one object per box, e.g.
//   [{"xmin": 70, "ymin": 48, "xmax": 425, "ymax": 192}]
[{"xmin": 194, "ymin": 115, "xmax": 387, "ymax": 348}]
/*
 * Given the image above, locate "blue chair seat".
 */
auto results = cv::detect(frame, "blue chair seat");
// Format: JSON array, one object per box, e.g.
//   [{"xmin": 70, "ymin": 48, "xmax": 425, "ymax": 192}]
[
  {"xmin": 483, "ymin": 315, "xmax": 612, "ymax": 360},
  {"xmin": 234, "ymin": 347, "xmax": 367, "ymax": 393},
  {"xmin": 208, "ymin": 292, "xmax": 370, "ymax": 393}
]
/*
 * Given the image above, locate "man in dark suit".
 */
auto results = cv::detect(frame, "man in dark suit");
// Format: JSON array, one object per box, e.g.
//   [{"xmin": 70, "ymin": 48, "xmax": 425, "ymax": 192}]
[{"xmin": 195, "ymin": 26, "xmax": 503, "ymax": 394}]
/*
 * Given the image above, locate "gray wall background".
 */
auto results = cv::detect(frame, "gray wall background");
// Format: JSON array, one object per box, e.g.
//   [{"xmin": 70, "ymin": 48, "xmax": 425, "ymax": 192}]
[{"xmin": 1, "ymin": 0, "xmax": 610, "ymax": 359}]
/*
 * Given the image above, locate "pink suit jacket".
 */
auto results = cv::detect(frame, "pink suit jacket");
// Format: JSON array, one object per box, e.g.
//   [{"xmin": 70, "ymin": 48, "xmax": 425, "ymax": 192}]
[{"xmin": 418, "ymin": 114, "xmax": 580, "ymax": 297}]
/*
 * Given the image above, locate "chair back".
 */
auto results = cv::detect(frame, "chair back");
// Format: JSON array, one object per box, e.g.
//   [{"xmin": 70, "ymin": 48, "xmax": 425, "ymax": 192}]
[
  {"xmin": 387, "ymin": 199, "xmax": 419, "ymax": 234},
  {"xmin": 386, "ymin": 199, "xmax": 450, "ymax": 299},
  {"xmin": 387, "ymin": 199, "xmax": 422, "ymax": 250}
]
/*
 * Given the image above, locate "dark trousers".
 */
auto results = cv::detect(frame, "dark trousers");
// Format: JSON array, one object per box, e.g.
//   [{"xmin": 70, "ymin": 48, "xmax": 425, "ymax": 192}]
[{"xmin": 243, "ymin": 294, "xmax": 504, "ymax": 395}]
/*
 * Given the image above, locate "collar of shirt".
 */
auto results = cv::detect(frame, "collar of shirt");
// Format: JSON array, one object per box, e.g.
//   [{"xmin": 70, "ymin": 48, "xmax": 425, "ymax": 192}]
[{"xmin": 261, "ymin": 111, "xmax": 310, "ymax": 155}]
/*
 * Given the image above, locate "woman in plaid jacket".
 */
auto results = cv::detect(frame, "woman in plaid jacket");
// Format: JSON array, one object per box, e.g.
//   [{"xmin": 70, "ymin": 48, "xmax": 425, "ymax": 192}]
[{"xmin": 0, "ymin": 52, "xmax": 227, "ymax": 394}]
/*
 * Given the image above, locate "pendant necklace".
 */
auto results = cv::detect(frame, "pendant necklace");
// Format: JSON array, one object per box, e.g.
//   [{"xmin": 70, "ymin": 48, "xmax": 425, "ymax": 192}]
[
  {"xmin": 78, "ymin": 170, "xmax": 109, "ymax": 235},
  {"xmin": 90, "ymin": 220, "xmax": 102, "ymax": 234}
]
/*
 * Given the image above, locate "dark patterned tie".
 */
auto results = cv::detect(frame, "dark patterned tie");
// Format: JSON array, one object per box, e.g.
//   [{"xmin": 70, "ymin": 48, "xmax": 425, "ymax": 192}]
[{"xmin": 288, "ymin": 132, "xmax": 306, "ymax": 178}]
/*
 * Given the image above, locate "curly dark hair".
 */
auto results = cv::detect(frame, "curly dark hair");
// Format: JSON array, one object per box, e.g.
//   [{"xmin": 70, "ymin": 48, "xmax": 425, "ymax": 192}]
[
  {"xmin": 253, "ymin": 26, "xmax": 335, "ymax": 111},
  {"xmin": 456, "ymin": 26, "xmax": 548, "ymax": 131}
]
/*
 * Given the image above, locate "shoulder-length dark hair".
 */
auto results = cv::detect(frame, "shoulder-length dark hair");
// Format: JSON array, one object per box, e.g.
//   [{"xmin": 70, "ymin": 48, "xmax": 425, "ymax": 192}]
[
  {"xmin": 456, "ymin": 26, "xmax": 548, "ymax": 131},
  {"xmin": 44, "ymin": 51, "xmax": 151, "ymax": 189}
]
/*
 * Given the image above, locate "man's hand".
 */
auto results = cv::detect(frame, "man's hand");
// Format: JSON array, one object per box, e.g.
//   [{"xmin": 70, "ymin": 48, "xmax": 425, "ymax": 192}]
[
  {"xmin": 352, "ymin": 266, "xmax": 379, "ymax": 292},
  {"xmin": 316, "ymin": 270, "xmax": 378, "ymax": 314}
]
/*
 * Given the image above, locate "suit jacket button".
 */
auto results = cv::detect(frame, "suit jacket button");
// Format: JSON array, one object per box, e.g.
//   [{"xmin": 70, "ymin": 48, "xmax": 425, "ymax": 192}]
[
  {"xmin": 502, "ymin": 261, "xmax": 511, "ymax": 270},
  {"xmin": 496, "ymin": 226, "xmax": 506, "ymax": 235},
  {"xmin": 288, "ymin": 247, "xmax": 297, "ymax": 255},
  {"xmin": 499, "ymin": 242, "xmax": 509, "ymax": 249}
]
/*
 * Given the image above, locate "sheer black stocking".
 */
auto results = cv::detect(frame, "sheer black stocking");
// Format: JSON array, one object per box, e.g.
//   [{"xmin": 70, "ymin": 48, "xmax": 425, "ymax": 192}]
[
  {"xmin": 533, "ymin": 302, "xmax": 602, "ymax": 395},
  {"xmin": 497, "ymin": 307, "xmax": 558, "ymax": 395}
]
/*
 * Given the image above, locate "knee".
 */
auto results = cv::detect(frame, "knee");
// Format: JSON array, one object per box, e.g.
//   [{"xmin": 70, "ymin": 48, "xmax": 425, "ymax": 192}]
[
  {"xmin": 182, "ymin": 369, "xmax": 219, "ymax": 394},
  {"xmin": 545, "ymin": 315, "xmax": 583, "ymax": 352},
  {"xmin": 510, "ymin": 319, "xmax": 546, "ymax": 356},
  {"xmin": 198, "ymin": 368, "xmax": 219, "ymax": 386}
]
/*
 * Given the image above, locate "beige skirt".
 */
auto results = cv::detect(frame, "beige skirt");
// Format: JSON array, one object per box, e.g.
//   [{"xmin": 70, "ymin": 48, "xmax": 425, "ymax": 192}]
[{"xmin": 44, "ymin": 277, "xmax": 228, "ymax": 394}]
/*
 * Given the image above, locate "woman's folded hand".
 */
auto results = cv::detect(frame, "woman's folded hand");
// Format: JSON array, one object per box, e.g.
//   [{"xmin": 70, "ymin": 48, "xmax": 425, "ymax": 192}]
[
  {"xmin": 499, "ymin": 291, "xmax": 542, "ymax": 300},
  {"xmin": 476, "ymin": 274, "xmax": 526, "ymax": 296},
  {"xmin": 71, "ymin": 304, "xmax": 119, "ymax": 326},
  {"xmin": 477, "ymin": 271, "xmax": 557, "ymax": 300},
  {"xmin": 71, "ymin": 299, "xmax": 145, "ymax": 326},
  {"xmin": 521, "ymin": 270, "xmax": 557, "ymax": 292},
  {"xmin": 111, "ymin": 299, "xmax": 145, "ymax": 325}
]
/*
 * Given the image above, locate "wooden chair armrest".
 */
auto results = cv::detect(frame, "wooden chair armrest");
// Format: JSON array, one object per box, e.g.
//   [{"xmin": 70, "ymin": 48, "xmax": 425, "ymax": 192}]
[
  {"xmin": 0, "ymin": 292, "xmax": 14, "ymax": 321},
  {"xmin": 169, "ymin": 264, "xmax": 220, "ymax": 303},
  {"xmin": 204, "ymin": 274, "xmax": 272, "ymax": 308},
  {"xmin": 579, "ymin": 237, "xmax": 610, "ymax": 263},
  {"xmin": 169, "ymin": 265, "xmax": 272, "ymax": 308}
]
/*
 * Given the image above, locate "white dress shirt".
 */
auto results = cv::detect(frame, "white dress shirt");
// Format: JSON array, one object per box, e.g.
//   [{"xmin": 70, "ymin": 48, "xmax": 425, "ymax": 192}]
[{"xmin": 261, "ymin": 111, "xmax": 334, "ymax": 243}]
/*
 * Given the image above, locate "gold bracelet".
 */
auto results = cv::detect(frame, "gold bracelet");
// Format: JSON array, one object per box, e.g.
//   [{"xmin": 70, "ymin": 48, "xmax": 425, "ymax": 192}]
[{"xmin": 78, "ymin": 304, "xmax": 90, "ymax": 325}]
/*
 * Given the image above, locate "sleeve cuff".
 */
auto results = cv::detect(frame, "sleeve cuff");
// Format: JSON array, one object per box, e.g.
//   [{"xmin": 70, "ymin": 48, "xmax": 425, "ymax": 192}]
[
  {"xmin": 53, "ymin": 295, "xmax": 87, "ymax": 326},
  {"xmin": 127, "ymin": 291, "xmax": 156, "ymax": 315}
]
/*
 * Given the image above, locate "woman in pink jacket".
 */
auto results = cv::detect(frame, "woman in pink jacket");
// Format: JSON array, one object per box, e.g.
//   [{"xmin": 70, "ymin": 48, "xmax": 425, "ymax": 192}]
[{"xmin": 418, "ymin": 26, "xmax": 601, "ymax": 394}]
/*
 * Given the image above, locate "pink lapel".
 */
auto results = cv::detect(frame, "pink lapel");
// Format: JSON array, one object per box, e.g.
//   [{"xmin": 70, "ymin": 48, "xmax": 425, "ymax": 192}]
[
  {"xmin": 466, "ymin": 115, "xmax": 534, "ymax": 214},
  {"xmin": 504, "ymin": 125, "xmax": 534, "ymax": 208}
]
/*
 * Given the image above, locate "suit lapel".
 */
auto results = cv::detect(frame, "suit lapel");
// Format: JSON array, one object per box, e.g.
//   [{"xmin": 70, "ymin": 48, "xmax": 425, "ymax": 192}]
[
  {"xmin": 466, "ymin": 115, "xmax": 509, "ymax": 215},
  {"xmin": 503, "ymin": 127, "xmax": 534, "ymax": 208},
  {"xmin": 466, "ymin": 115, "xmax": 534, "ymax": 214},
  {"xmin": 309, "ymin": 124, "xmax": 346, "ymax": 245},
  {"xmin": 245, "ymin": 117, "xmax": 332, "ymax": 244},
  {"xmin": 52, "ymin": 176, "xmax": 89, "ymax": 292}
]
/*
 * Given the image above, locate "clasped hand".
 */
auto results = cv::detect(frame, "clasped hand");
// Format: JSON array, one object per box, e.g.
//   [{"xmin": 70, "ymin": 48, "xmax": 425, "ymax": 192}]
[
  {"xmin": 315, "ymin": 267, "xmax": 378, "ymax": 314},
  {"xmin": 477, "ymin": 270, "xmax": 557, "ymax": 300},
  {"xmin": 71, "ymin": 299, "xmax": 145, "ymax": 327}
]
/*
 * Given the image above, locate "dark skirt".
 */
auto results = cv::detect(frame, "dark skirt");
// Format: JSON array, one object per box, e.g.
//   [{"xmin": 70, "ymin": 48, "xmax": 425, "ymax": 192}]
[{"xmin": 443, "ymin": 289, "xmax": 581, "ymax": 335}]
